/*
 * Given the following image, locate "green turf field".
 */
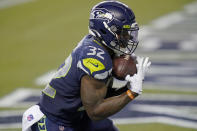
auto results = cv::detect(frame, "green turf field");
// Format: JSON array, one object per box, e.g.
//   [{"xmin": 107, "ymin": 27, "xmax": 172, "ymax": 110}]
[{"xmin": 0, "ymin": 0, "xmax": 195, "ymax": 130}]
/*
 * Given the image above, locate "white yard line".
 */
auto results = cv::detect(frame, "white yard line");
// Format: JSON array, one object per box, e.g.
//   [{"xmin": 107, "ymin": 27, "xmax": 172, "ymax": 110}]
[
  {"xmin": 0, "ymin": 110, "xmax": 24, "ymax": 117},
  {"xmin": 35, "ymin": 70, "xmax": 56, "ymax": 86},
  {"xmin": 149, "ymin": 1, "xmax": 197, "ymax": 30},
  {"xmin": 144, "ymin": 84, "xmax": 197, "ymax": 92},
  {"xmin": 112, "ymin": 117, "xmax": 197, "ymax": 129},
  {"xmin": 0, "ymin": 88, "xmax": 41, "ymax": 107},
  {"xmin": 151, "ymin": 12, "xmax": 185, "ymax": 30},
  {"xmin": 137, "ymin": 93, "xmax": 197, "ymax": 101},
  {"xmin": 130, "ymin": 105, "xmax": 197, "ymax": 120},
  {"xmin": 184, "ymin": 1, "xmax": 197, "ymax": 14},
  {"xmin": 0, "ymin": 0, "xmax": 35, "ymax": 9},
  {"xmin": 0, "ymin": 123, "xmax": 21, "ymax": 129}
]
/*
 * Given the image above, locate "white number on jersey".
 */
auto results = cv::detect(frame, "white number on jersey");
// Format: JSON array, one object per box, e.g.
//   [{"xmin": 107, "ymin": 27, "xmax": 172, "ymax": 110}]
[{"xmin": 87, "ymin": 46, "xmax": 105, "ymax": 60}]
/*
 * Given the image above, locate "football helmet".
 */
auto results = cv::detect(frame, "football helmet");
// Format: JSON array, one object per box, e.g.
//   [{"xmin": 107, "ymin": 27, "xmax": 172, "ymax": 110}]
[{"xmin": 89, "ymin": 1, "xmax": 139, "ymax": 55}]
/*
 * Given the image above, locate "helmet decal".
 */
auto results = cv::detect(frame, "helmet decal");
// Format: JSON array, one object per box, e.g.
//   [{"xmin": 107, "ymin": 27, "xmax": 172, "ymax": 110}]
[{"xmin": 91, "ymin": 9, "xmax": 114, "ymax": 23}]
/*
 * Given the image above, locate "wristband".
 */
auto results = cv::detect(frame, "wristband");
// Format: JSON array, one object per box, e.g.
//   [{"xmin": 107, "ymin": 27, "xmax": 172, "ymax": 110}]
[{"xmin": 126, "ymin": 90, "xmax": 135, "ymax": 100}]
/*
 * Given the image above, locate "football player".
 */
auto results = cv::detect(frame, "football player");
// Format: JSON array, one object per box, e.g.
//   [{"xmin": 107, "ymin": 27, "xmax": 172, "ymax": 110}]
[{"xmin": 22, "ymin": 1, "xmax": 151, "ymax": 131}]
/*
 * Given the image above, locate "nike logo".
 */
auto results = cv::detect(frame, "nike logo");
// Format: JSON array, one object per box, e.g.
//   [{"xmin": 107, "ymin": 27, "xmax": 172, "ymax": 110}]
[{"xmin": 89, "ymin": 62, "xmax": 99, "ymax": 67}]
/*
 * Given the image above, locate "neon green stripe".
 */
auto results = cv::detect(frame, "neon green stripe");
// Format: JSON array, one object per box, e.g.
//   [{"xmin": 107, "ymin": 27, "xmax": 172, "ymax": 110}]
[
  {"xmin": 93, "ymin": 40, "xmax": 103, "ymax": 48},
  {"xmin": 123, "ymin": 25, "xmax": 131, "ymax": 29}
]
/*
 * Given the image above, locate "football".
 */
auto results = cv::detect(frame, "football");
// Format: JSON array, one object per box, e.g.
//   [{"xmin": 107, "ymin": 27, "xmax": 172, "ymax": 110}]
[{"xmin": 112, "ymin": 55, "xmax": 137, "ymax": 80}]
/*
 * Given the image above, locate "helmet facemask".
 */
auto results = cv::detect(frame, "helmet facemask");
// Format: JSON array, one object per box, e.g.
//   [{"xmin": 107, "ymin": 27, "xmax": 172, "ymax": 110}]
[{"xmin": 109, "ymin": 23, "xmax": 139, "ymax": 55}]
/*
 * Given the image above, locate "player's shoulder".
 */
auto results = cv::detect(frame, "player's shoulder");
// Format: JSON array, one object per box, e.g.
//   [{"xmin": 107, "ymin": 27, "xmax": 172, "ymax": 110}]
[
  {"xmin": 73, "ymin": 35, "xmax": 112, "ymax": 80},
  {"xmin": 73, "ymin": 35, "xmax": 112, "ymax": 65}
]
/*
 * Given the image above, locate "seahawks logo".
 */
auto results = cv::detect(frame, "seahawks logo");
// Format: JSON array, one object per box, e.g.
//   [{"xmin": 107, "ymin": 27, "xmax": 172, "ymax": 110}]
[{"xmin": 91, "ymin": 9, "xmax": 114, "ymax": 23}]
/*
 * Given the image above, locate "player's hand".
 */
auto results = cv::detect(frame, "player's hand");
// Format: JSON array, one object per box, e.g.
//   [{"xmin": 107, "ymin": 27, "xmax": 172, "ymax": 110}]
[
  {"xmin": 136, "ymin": 56, "xmax": 151, "ymax": 80},
  {"xmin": 125, "ymin": 56, "xmax": 151, "ymax": 94}
]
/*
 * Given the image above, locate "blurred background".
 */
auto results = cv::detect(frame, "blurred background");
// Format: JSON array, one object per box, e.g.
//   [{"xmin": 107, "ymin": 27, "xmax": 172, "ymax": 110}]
[{"xmin": 0, "ymin": 0, "xmax": 197, "ymax": 130}]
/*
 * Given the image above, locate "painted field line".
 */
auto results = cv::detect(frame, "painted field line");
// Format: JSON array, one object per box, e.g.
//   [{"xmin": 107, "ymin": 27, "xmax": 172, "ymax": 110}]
[
  {"xmin": 35, "ymin": 70, "xmax": 56, "ymax": 86},
  {"xmin": 112, "ymin": 117, "xmax": 197, "ymax": 129},
  {"xmin": 0, "ymin": 110, "xmax": 24, "ymax": 117},
  {"xmin": 0, "ymin": 0, "xmax": 35, "ymax": 9},
  {"xmin": 151, "ymin": 12, "xmax": 184, "ymax": 30},
  {"xmin": 184, "ymin": 1, "xmax": 197, "ymax": 14},
  {"xmin": 0, "ymin": 123, "xmax": 21, "ymax": 129},
  {"xmin": 138, "ymin": 93, "xmax": 197, "ymax": 101},
  {"xmin": 149, "ymin": 1, "xmax": 197, "ymax": 30},
  {"xmin": 130, "ymin": 104, "xmax": 197, "ymax": 120},
  {"xmin": 0, "ymin": 88, "xmax": 41, "ymax": 107}
]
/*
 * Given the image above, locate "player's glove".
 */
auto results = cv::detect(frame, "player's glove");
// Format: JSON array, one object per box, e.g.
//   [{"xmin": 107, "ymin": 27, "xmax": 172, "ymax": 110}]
[{"xmin": 125, "ymin": 56, "xmax": 151, "ymax": 95}]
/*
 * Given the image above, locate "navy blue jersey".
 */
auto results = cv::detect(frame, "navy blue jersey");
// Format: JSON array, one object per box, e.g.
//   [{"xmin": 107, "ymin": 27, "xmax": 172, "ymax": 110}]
[{"xmin": 39, "ymin": 35, "xmax": 113, "ymax": 126}]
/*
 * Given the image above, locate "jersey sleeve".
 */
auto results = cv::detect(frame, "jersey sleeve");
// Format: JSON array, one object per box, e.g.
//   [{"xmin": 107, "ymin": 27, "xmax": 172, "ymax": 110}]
[{"xmin": 76, "ymin": 45, "xmax": 112, "ymax": 81}]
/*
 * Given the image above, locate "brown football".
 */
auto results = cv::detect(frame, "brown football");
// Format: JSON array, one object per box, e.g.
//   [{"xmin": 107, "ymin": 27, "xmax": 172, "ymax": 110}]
[{"xmin": 112, "ymin": 55, "xmax": 137, "ymax": 80}]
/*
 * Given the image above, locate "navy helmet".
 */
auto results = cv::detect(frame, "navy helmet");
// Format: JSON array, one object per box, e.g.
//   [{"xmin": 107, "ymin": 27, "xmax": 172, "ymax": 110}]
[{"xmin": 89, "ymin": 1, "xmax": 139, "ymax": 55}]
